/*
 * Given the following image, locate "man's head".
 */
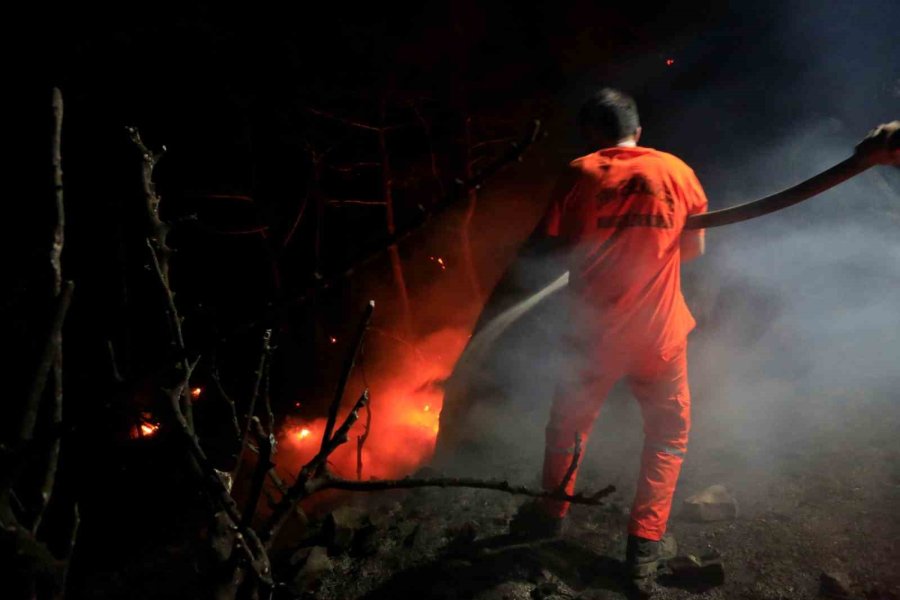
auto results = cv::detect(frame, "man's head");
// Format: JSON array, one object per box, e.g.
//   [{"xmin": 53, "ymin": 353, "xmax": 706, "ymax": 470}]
[{"xmin": 578, "ymin": 88, "xmax": 641, "ymax": 148}]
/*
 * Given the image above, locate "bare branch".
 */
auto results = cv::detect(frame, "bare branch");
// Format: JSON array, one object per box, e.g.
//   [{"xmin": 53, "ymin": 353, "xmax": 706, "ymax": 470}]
[
  {"xmin": 281, "ymin": 192, "xmax": 309, "ymax": 250},
  {"xmin": 227, "ymin": 119, "xmax": 543, "ymax": 337},
  {"xmin": 305, "ymin": 106, "xmax": 408, "ymax": 132},
  {"xmin": 261, "ymin": 389, "xmax": 369, "ymax": 545},
  {"xmin": 50, "ymin": 87, "xmax": 65, "ymax": 297},
  {"xmin": 326, "ymin": 199, "xmax": 388, "ymax": 207},
  {"xmin": 32, "ymin": 87, "xmax": 69, "ymax": 533},
  {"xmin": 356, "ymin": 400, "xmax": 372, "ymax": 481},
  {"xmin": 261, "ymin": 349, "xmax": 275, "ymax": 438},
  {"xmin": 166, "ymin": 358, "xmax": 273, "ymax": 586},
  {"xmin": 234, "ymin": 329, "xmax": 273, "ymax": 478},
  {"xmin": 107, "ymin": 340, "xmax": 125, "ymax": 383},
  {"xmin": 241, "ymin": 418, "xmax": 273, "ymax": 529},
  {"xmin": 126, "ymin": 126, "xmax": 171, "ymax": 281},
  {"xmin": 408, "ymin": 100, "xmax": 445, "ymax": 199},
  {"xmin": 21, "ymin": 281, "xmax": 74, "ymax": 443},
  {"xmin": 311, "ymin": 476, "xmax": 615, "ymax": 506},
  {"xmin": 210, "ymin": 367, "xmax": 242, "ymax": 442},
  {"xmin": 321, "ymin": 301, "xmax": 374, "ymax": 451},
  {"xmin": 556, "ymin": 432, "xmax": 582, "ymax": 496}
]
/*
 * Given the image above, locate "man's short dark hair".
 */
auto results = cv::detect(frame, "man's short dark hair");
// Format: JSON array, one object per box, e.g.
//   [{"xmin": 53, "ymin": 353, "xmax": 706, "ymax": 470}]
[{"xmin": 578, "ymin": 88, "xmax": 640, "ymax": 141}]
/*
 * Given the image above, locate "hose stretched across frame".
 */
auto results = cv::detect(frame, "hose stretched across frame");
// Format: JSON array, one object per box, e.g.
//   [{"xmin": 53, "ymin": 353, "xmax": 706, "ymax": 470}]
[{"xmin": 686, "ymin": 121, "xmax": 899, "ymax": 229}]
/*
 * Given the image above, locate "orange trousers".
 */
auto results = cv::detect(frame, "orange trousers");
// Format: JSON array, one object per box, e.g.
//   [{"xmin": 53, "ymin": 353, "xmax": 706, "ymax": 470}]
[{"xmin": 540, "ymin": 340, "xmax": 691, "ymax": 541}]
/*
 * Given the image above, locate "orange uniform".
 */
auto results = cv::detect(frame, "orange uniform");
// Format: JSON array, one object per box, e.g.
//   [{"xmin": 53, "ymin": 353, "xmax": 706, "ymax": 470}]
[{"xmin": 540, "ymin": 145, "xmax": 707, "ymax": 541}]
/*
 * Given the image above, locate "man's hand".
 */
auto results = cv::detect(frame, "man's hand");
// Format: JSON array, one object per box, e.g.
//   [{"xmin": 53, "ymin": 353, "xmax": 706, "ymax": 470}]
[{"xmin": 855, "ymin": 121, "xmax": 900, "ymax": 166}]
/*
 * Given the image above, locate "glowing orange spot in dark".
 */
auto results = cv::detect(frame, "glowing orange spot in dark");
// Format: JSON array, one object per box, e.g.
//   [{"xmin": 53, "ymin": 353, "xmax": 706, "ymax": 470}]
[
  {"xmin": 665, "ymin": 58, "xmax": 675, "ymax": 66},
  {"xmin": 329, "ymin": 336, "xmax": 337, "ymax": 344},
  {"xmin": 295, "ymin": 401, "xmax": 301, "ymax": 408},
  {"xmin": 191, "ymin": 387, "xmax": 202, "ymax": 399},
  {"xmin": 297, "ymin": 428, "xmax": 311, "ymax": 441},
  {"xmin": 140, "ymin": 422, "xmax": 159, "ymax": 437}
]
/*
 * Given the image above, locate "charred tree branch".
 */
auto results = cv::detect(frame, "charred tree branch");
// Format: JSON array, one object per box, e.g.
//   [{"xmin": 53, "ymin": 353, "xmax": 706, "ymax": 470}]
[
  {"xmin": 356, "ymin": 401, "xmax": 372, "ymax": 481},
  {"xmin": 234, "ymin": 329, "xmax": 273, "ymax": 479},
  {"xmin": 166, "ymin": 358, "xmax": 273, "ymax": 586},
  {"xmin": 321, "ymin": 301, "xmax": 374, "ymax": 451},
  {"xmin": 261, "ymin": 389, "xmax": 369, "ymax": 545},
  {"xmin": 311, "ymin": 476, "xmax": 615, "ymax": 506},
  {"xmin": 241, "ymin": 418, "xmax": 274, "ymax": 529},
  {"xmin": 20, "ymin": 282, "xmax": 74, "ymax": 445}
]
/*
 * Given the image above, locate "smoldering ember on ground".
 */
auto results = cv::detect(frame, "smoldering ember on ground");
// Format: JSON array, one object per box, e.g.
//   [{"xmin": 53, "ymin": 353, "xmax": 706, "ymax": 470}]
[{"xmin": 6, "ymin": 2, "xmax": 900, "ymax": 599}]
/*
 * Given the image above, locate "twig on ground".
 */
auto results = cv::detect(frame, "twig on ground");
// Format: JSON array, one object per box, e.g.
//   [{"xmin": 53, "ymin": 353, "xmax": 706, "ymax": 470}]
[
  {"xmin": 556, "ymin": 432, "xmax": 582, "ymax": 496},
  {"xmin": 311, "ymin": 476, "xmax": 615, "ymax": 506}
]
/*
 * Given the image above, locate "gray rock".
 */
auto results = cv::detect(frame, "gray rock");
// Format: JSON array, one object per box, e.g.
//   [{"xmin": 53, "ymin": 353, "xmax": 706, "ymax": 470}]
[
  {"xmin": 819, "ymin": 571, "xmax": 852, "ymax": 599},
  {"xmin": 682, "ymin": 485, "xmax": 738, "ymax": 522},
  {"xmin": 292, "ymin": 546, "xmax": 332, "ymax": 592},
  {"xmin": 324, "ymin": 506, "xmax": 368, "ymax": 552},
  {"xmin": 666, "ymin": 552, "xmax": 725, "ymax": 589}
]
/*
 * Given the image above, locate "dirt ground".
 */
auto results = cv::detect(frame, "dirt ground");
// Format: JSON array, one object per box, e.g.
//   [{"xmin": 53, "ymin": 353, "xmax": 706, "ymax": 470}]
[{"xmin": 290, "ymin": 385, "xmax": 900, "ymax": 600}]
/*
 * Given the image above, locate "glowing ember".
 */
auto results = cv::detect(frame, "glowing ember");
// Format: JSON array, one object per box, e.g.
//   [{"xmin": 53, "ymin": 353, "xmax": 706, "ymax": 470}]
[
  {"xmin": 665, "ymin": 58, "xmax": 675, "ymax": 66},
  {"xmin": 423, "ymin": 404, "xmax": 430, "ymax": 412},
  {"xmin": 329, "ymin": 336, "xmax": 337, "ymax": 344},
  {"xmin": 429, "ymin": 256, "xmax": 447, "ymax": 271},
  {"xmin": 140, "ymin": 422, "xmax": 159, "ymax": 437},
  {"xmin": 297, "ymin": 428, "xmax": 311, "ymax": 441},
  {"xmin": 191, "ymin": 387, "xmax": 202, "ymax": 399}
]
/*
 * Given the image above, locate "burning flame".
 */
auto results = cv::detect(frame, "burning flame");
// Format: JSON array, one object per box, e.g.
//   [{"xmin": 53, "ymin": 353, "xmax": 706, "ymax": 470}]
[
  {"xmin": 139, "ymin": 421, "xmax": 159, "ymax": 437},
  {"xmin": 276, "ymin": 328, "xmax": 465, "ymax": 485},
  {"xmin": 191, "ymin": 387, "xmax": 202, "ymax": 399},
  {"xmin": 429, "ymin": 256, "xmax": 447, "ymax": 271},
  {"xmin": 329, "ymin": 336, "xmax": 338, "ymax": 344},
  {"xmin": 665, "ymin": 58, "xmax": 675, "ymax": 66}
]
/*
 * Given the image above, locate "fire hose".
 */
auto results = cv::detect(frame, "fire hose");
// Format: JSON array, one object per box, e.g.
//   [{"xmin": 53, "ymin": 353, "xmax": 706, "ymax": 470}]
[{"xmin": 686, "ymin": 121, "xmax": 899, "ymax": 229}]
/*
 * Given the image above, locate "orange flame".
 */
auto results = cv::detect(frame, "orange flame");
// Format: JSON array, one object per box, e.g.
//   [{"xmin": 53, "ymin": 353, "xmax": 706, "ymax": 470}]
[
  {"xmin": 275, "ymin": 328, "xmax": 466, "ymax": 492},
  {"xmin": 139, "ymin": 422, "xmax": 159, "ymax": 437},
  {"xmin": 191, "ymin": 387, "xmax": 202, "ymax": 399}
]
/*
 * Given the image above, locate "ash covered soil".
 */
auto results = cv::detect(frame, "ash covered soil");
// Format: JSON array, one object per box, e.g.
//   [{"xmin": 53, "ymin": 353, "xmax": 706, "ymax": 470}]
[{"xmin": 281, "ymin": 387, "xmax": 900, "ymax": 600}]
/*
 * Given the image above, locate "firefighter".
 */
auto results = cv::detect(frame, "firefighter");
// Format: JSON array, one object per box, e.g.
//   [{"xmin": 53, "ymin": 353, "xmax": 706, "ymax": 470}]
[{"xmin": 510, "ymin": 88, "xmax": 708, "ymax": 586}]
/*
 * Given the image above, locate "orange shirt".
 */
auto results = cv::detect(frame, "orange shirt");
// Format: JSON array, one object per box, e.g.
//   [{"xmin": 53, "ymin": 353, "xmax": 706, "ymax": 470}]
[{"xmin": 542, "ymin": 146, "xmax": 708, "ymax": 354}]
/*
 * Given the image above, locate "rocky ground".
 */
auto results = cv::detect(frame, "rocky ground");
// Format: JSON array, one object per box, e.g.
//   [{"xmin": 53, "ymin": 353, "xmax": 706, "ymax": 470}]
[{"xmin": 279, "ymin": 387, "xmax": 900, "ymax": 600}]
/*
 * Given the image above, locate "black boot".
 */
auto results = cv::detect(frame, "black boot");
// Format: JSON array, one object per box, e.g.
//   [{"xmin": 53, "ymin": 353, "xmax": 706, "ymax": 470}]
[
  {"xmin": 508, "ymin": 500, "xmax": 565, "ymax": 539},
  {"xmin": 625, "ymin": 533, "xmax": 677, "ymax": 580}
]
